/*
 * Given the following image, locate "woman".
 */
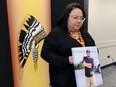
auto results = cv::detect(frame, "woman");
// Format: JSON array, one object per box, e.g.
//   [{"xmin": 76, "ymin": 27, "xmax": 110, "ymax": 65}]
[{"xmin": 41, "ymin": 3, "xmax": 95, "ymax": 87}]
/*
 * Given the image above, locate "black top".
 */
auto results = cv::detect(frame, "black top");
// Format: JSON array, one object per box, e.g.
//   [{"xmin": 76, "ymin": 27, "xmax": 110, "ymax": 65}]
[
  {"xmin": 41, "ymin": 27, "xmax": 95, "ymax": 87},
  {"xmin": 82, "ymin": 56, "xmax": 94, "ymax": 77}
]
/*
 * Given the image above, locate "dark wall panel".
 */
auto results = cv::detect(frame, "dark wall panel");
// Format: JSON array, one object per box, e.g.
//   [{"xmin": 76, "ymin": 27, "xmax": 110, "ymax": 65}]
[
  {"xmin": 51, "ymin": 0, "xmax": 84, "ymax": 28},
  {"xmin": 0, "ymin": 0, "xmax": 14, "ymax": 87}
]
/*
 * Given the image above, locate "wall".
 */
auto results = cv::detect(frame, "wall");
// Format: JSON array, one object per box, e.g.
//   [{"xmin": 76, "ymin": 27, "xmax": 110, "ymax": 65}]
[{"xmin": 88, "ymin": 0, "xmax": 116, "ymax": 66}]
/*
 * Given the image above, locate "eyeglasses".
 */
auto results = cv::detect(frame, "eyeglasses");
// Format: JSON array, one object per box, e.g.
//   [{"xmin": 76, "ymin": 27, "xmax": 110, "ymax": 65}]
[{"xmin": 69, "ymin": 15, "xmax": 86, "ymax": 22}]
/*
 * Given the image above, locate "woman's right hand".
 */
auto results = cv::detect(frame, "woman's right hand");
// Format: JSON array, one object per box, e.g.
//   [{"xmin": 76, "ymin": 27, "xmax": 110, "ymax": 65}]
[{"xmin": 69, "ymin": 56, "xmax": 73, "ymax": 64}]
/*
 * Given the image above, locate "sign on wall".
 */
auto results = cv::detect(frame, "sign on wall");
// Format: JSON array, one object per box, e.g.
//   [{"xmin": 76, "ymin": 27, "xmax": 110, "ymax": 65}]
[{"xmin": 7, "ymin": 0, "xmax": 51, "ymax": 87}]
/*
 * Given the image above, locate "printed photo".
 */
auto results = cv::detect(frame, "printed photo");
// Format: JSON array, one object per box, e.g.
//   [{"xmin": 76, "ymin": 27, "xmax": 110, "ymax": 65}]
[{"xmin": 72, "ymin": 46, "xmax": 103, "ymax": 87}]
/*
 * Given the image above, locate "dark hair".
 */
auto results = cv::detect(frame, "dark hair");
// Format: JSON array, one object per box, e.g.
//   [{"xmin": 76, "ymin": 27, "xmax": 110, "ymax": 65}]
[
  {"xmin": 86, "ymin": 50, "xmax": 91, "ymax": 53},
  {"xmin": 56, "ymin": 3, "xmax": 86, "ymax": 31}
]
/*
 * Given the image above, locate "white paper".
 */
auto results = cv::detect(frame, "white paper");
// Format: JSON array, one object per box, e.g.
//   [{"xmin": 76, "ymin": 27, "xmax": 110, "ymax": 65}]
[{"xmin": 72, "ymin": 46, "xmax": 103, "ymax": 87}]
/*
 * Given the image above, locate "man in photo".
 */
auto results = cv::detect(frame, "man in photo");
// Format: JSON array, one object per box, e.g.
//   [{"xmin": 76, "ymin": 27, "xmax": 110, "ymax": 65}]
[{"xmin": 82, "ymin": 50, "xmax": 96, "ymax": 87}]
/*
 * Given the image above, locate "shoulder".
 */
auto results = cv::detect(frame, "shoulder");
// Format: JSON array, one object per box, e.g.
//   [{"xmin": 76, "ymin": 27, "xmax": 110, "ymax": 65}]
[
  {"xmin": 51, "ymin": 27, "xmax": 62, "ymax": 33},
  {"xmin": 83, "ymin": 56, "xmax": 87, "ymax": 59},
  {"xmin": 90, "ymin": 57, "xmax": 94, "ymax": 60},
  {"xmin": 82, "ymin": 30, "xmax": 92, "ymax": 38},
  {"xmin": 90, "ymin": 58, "xmax": 94, "ymax": 61},
  {"xmin": 82, "ymin": 30, "xmax": 95, "ymax": 46},
  {"xmin": 47, "ymin": 27, "xmax": 62, "ymax": 37},
  {"xmin": 45, "ymin": 27, "xmax": 63, "ymax": 41}
]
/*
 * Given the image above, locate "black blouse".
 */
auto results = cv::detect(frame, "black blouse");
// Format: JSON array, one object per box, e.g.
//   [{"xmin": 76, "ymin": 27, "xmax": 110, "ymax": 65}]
[{"xmin": 41, "ymin": 27, "xmax": 95, "ymax": 87}]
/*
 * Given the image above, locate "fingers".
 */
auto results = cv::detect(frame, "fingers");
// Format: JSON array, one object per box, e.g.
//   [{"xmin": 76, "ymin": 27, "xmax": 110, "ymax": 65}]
[{"xmin": 69, "ymin": 56, "xmax": 73, "ymax": 64}]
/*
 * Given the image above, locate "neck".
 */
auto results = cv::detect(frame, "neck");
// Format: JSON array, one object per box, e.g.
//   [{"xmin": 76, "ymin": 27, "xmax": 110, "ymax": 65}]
[
  {"xmin": 87, "ymin": 56, "xmax": 90, "ymax": 58},
  {"xmin": 68, "ymin": 29, "xmax": 80, "ymax": 35}
]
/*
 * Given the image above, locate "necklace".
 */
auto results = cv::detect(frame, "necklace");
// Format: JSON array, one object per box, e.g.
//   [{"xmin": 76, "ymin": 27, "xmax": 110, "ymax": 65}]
[{"xmin": 68, "ymin": 30, "xmax": 85, "ymax": 47}]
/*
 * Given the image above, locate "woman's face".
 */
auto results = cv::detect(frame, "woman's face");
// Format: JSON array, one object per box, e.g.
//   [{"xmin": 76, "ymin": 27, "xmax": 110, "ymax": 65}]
[{"xmin": 67, "ymin": 8, "xmax": 85, "ymax": 32}]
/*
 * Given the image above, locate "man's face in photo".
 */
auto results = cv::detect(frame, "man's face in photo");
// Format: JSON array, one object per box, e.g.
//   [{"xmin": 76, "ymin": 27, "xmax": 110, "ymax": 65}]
[
  {"xmin": 86, "ymin": 52, "xmax": 90, "ymax": 57},
  {"xmin": 86, "ymin": 50, "xmax": 91, "ymax": 57}
]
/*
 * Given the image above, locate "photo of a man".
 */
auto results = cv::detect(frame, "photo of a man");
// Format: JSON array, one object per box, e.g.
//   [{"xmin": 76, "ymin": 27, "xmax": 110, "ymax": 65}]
[{"xmin": 82, "ymin": 50, "xmax": 96, "ymax": 87}]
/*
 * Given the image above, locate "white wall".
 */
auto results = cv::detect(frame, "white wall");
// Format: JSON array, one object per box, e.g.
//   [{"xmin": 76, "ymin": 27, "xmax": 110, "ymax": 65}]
[{"xmin": 88, "ymin": 0, "xmax": 116, "ymax": 66}]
